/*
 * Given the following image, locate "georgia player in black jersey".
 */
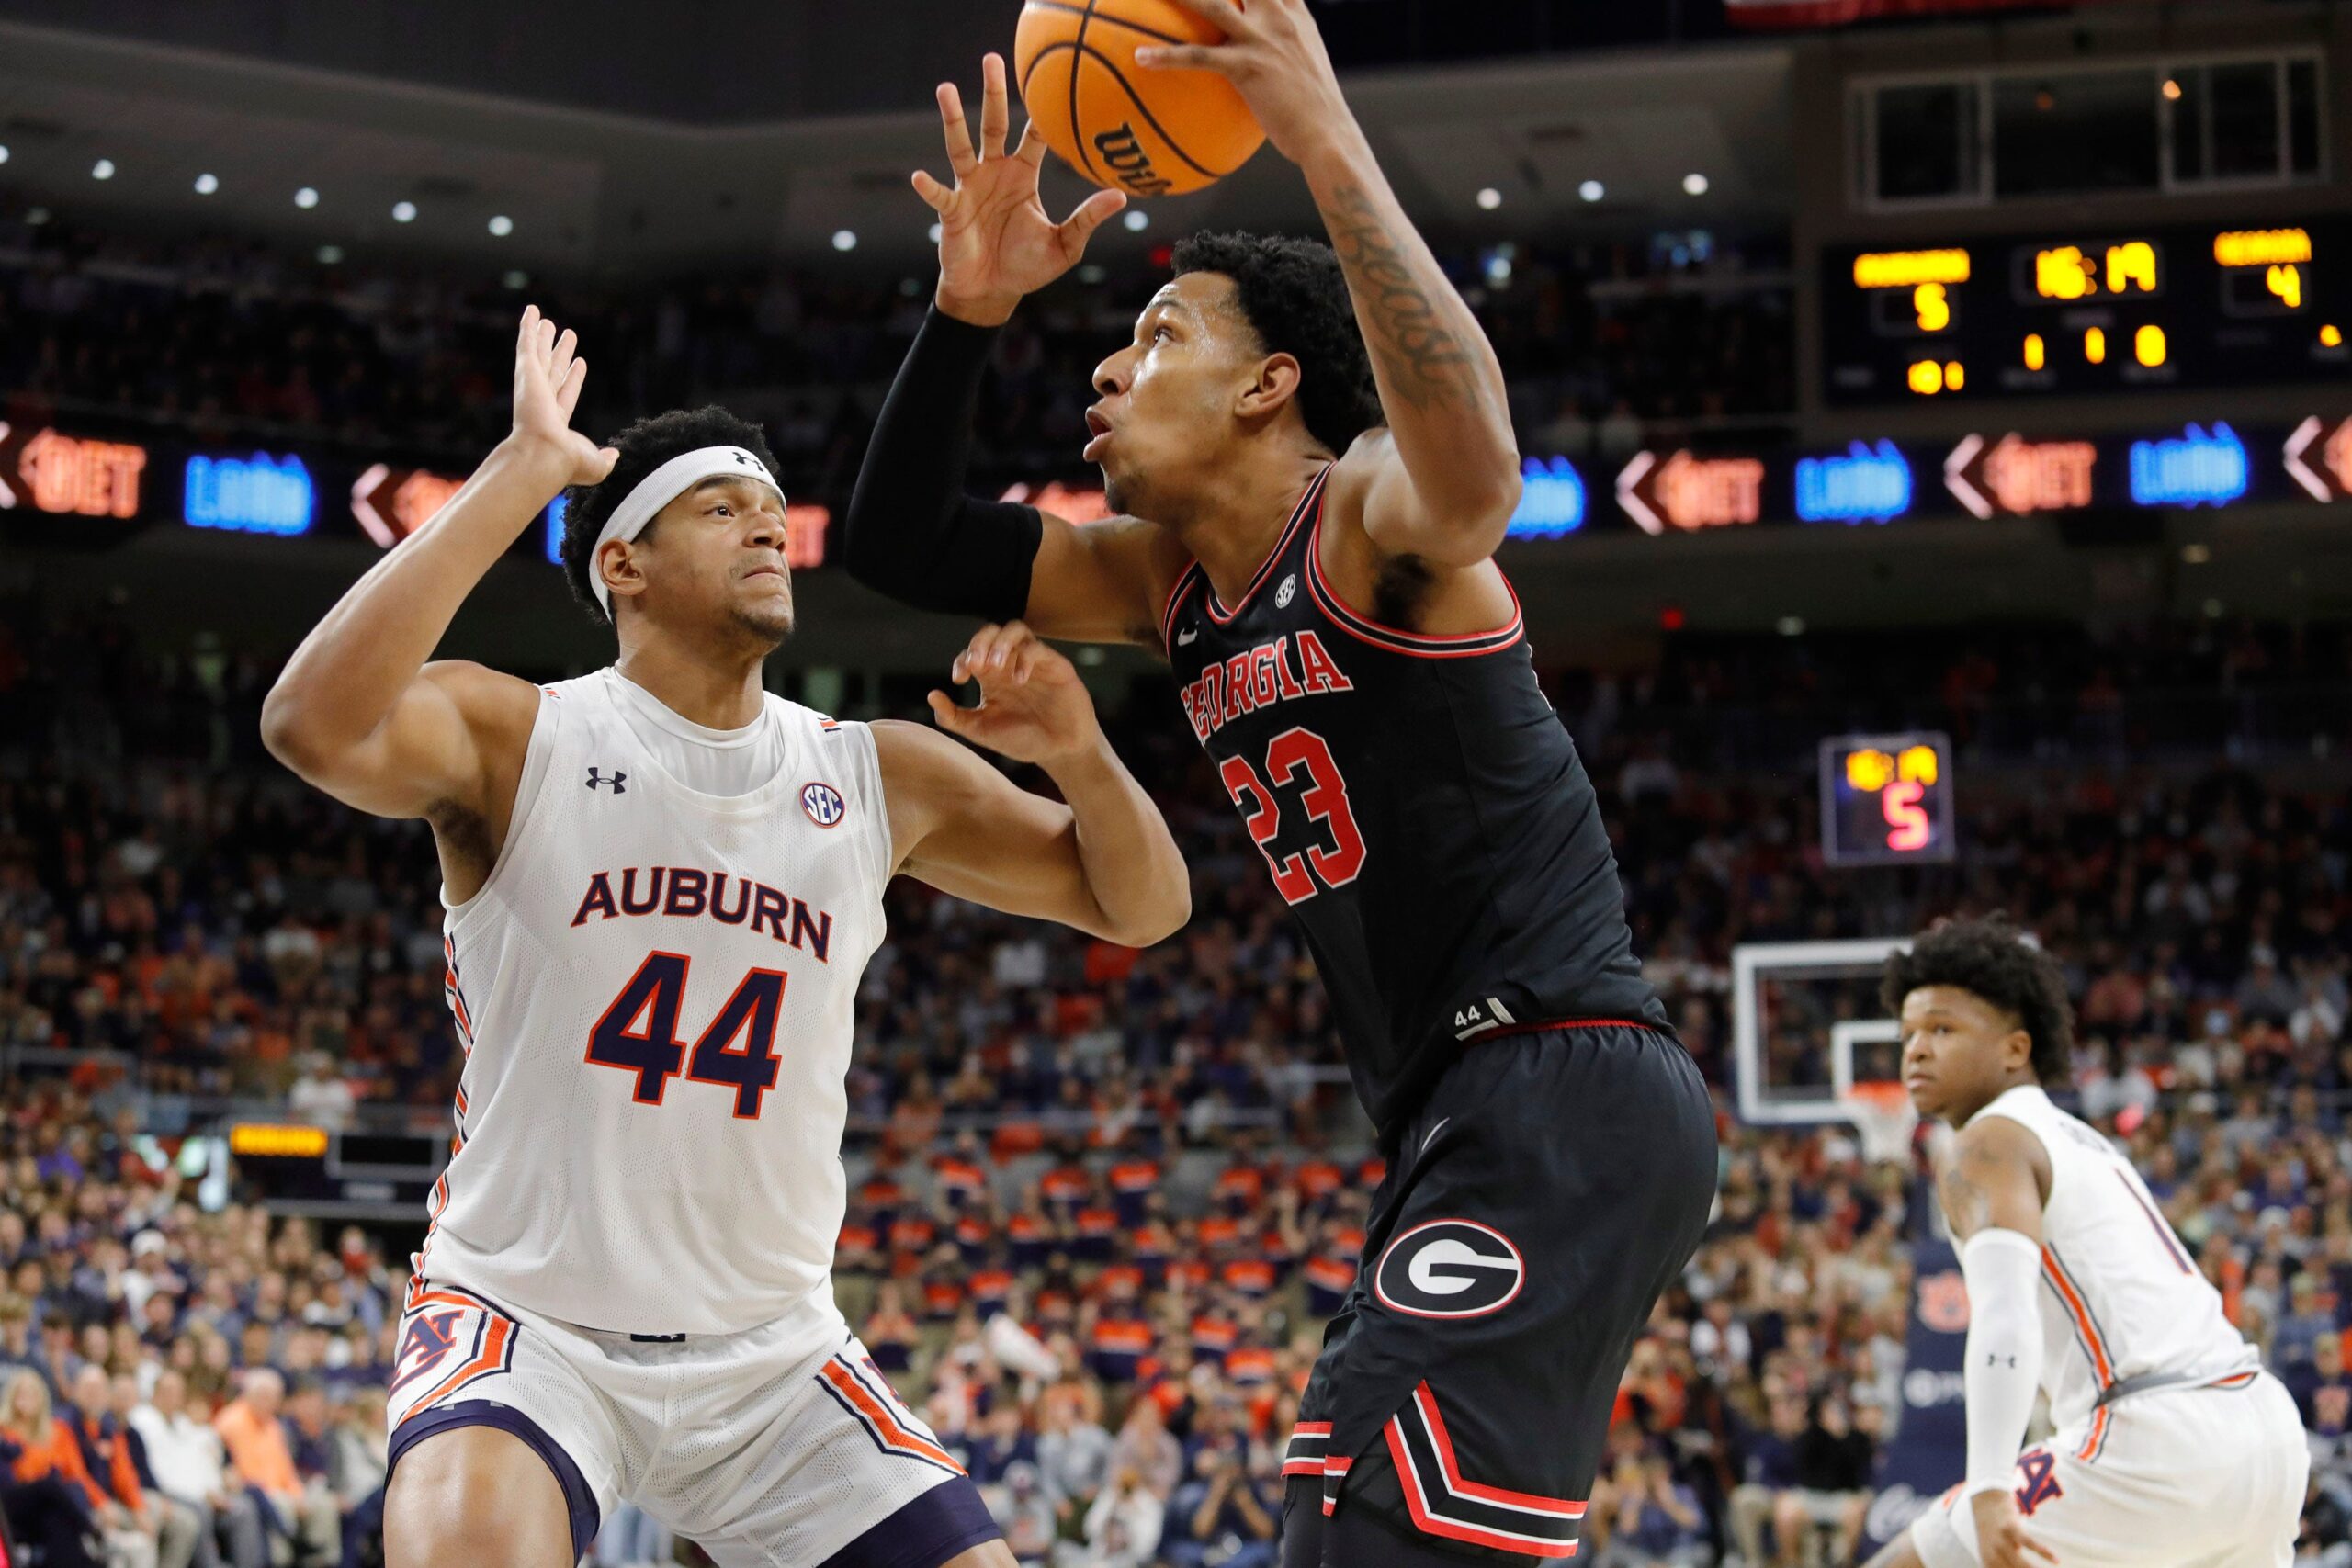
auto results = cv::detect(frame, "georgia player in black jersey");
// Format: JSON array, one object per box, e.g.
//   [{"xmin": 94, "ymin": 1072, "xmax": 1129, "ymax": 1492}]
[{"xmin": 844, "ymin": 6, "xmax": 1716, "ymax": 1564}]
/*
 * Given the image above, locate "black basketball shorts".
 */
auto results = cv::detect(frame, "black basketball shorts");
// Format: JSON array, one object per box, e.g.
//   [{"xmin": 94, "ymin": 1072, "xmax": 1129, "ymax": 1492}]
[{"xmin": 1279, "ymin": 1021, "xmax": 1718, "ymax": 1564}]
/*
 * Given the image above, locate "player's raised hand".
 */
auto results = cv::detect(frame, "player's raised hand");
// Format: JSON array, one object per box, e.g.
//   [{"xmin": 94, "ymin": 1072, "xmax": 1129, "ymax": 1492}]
[
  {"xmin": 1136, "ymin": 0, "xmax": 1356, "ymax": 169},
  {"xmin": 915, "ymin": 53, "xmax": 1128, "ymax": 329},
  {"xmin": 928, "ymin": 622, "xmax": 1102, "ymax": 766},
  {"xmin": 508, "ymin": 305, "xmax": 618, "ymax": 488}
]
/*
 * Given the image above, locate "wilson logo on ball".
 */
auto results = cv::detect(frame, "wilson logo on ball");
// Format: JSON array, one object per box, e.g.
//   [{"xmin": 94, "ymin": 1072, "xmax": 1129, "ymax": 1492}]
[
  {"xmin": 1372, "ymin": 1220, "xmax": 1525, "ymax": 1320},
  {"xmin": 1092, "ymin": 124, "xmax": 1172, "ymax": 197}
]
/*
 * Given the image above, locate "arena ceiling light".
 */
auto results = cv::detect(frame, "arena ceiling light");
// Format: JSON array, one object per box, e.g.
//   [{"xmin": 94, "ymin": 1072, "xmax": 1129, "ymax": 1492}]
[
  {"xmin": 317, "ymin": 245, "xmax": 344, "ymax": 264},
  {"xmin": 1682, "ymin": 172, "xmax": 1709, "ymax": 197},
  {"xmin": 195, "ymin": 173, "xmax": 220, "ymax": 196},
  {"xmin": 488, "ymin": 215, "xmax": 514, "ymax": 237},
  {"xmin": 1476, "ymin": 187, "xmax": 1502, "ymax": 210},
  {"xmin": 503, "ymin": 270, "xmax": 528, "ymax": 289},
  {"xmin": 928, "ymin": 222, "xmax": 944, "ymax": 243},
  {"xmin": 294, "ymin": 187, "xmax": 320, "ymax": 209},
  {"xmin": 1577, "ymin": 179, "xmax": 1604, "ymax": 202},
  {"xmin": 92, "ymin": 158, "xmax": 116, "ymax": 180},
  {"xmin": 1123, "ymin": 209, "xmax": 1148, "ymax": 231},
  {"xmin": 831, "ymin": 229, "xmax": 857, "ymax": 251},
  {"xmin": 0, "ymin": 146, "xmax": 11, "ymax": 165},
  {"xmin": 391, "ymin": 201, "xmax": 418, "ymax": 223}
]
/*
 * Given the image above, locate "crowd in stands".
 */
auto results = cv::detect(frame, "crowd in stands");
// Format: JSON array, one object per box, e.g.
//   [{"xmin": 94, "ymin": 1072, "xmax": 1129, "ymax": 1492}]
[
  {"xmin": 0, "ymin": 200, "xmax": 1792, "ymax": 508},
  {"xmin": 0, "ymin": 590, "xmax": 2347, "ymax": 1562}
]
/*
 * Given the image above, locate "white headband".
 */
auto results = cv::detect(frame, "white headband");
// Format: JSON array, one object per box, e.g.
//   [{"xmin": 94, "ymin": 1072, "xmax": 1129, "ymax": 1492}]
[{"xmin": 590, "ymin": 445, "xmax": 783, "ymax": 616}]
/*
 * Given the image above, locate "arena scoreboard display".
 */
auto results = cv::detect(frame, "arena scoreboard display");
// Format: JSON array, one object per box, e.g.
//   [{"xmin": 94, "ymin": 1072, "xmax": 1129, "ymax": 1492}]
[
  {"xmin": 1819, "ymin": 732, "xmax": 1956, "ymax": 867},
  {"xmin": 1823, "ymin": 220, "xmax": 2352, "ymax": 403}
]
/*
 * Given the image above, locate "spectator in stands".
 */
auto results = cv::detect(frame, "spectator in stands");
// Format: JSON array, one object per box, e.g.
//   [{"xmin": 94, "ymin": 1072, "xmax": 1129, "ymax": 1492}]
[
  {"xmin": 1727, "ymin": 1385, "xmax": 1807, "ymax": 1567},
  {"xmin": 1162, "ymin": 1441, "xmax": 1276, "ymax": 1568},
  {"xmin": 591, "ymin": 1501, "xmax": 673, "ymax": 1568},
  {"xmin": 285, "ymin": 1057, "xmax": 355, "ymax": 1134},
  {"xmin": 983, "ymin": 1459, "xmax": 1057, "ymax": 1565},
  {"xmin": 130, "ymin": 1369, "xmax": 265, "ymax": 1568},
  {"xmin": 0, "ymin": 1293, "xmax": 46, "ymax": 1397},
  {"xmin": 80, "ymin": 1365, "xmax": 201, "ymax": 1568},
  {"xmin": 3, "ymin": 1365, "xmax": 109, "ymax": 1568},
  {"xmin": 1078, "ymin": 1464, "xmax": 1162, "ymax": 1568},
  {"xmin": 210, "ymin": 1369, "xmax": 335, "ymax": 1563},
  {"xmin": 1595, "ymin": 1447, "xmax": 1708, "ymax": 1568},
  {"xmin": 325, "ymin": 1385, "xmax": 386, "ymax": 1567}
]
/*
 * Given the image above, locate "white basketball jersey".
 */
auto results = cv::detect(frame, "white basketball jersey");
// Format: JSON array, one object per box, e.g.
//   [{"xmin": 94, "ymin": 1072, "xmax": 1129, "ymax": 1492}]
[
  {"xmin": 1967, "ymin": 1084, "xmax": 2257, "ymax": 1430},
  {"xmin": 417, "ymin": 668, "xmax": 891, "ymax": 1337}
]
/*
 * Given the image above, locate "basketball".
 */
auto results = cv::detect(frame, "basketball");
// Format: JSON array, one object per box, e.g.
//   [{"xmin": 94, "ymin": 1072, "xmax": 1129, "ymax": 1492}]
[{"xmin": 1013, "ymin": 0, "xmax": 1266, "ymax": 198}]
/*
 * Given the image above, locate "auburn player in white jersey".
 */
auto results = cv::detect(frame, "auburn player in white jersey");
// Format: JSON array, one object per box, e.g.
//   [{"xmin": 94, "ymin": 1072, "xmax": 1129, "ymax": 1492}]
[
  {"xmin": 260, "ymin": 309, "xmax": 1190, "ymax": 1568},
  {"xmin": 1867, "ymin": 918, "xmax": 2305, "ymax": 1568}
]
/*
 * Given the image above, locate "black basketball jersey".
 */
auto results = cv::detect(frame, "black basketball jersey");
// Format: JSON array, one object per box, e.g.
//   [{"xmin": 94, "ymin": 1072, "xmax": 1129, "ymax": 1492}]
[{"xmin": 1160, "ymin": 465, "xmax": 1667, "ymax": 1142}]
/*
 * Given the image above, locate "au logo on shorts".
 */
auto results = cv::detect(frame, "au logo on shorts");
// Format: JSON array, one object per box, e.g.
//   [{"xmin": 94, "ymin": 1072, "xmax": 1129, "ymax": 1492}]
[
  {"xmin": 801, "ymin": 782, "xmax": 846, "ymax": 828},
  {"xmin": 1373, "ymin": 1219, "xmax": 1526, "ymax": 1320}
]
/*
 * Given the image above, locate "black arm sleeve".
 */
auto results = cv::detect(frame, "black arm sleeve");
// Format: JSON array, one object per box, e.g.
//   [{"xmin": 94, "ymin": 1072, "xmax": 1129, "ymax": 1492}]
[{"xmin": 842, "ymin": 305, "xmax": 1046, "ymax": 620}]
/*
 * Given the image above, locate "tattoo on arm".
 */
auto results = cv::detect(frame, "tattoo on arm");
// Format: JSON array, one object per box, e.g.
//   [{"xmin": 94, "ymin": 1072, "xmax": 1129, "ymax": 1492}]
[
  {"xmin": 1323, "ymin": 183, "xmax": 1482, "ymax": 413},
  {"xmin": 1939, "ymin": 1156, "xmax": 1994, "ymax": 1238}
]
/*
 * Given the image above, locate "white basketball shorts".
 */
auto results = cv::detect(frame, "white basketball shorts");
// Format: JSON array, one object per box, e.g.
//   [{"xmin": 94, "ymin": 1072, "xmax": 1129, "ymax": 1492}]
[
  {"xmin": 384, "ymin": 1277, "xmax": 999, "ymax": 1568},
  {"xmin": 1911, "ymin": 1370, "xmax": 2307, "ymax": 1568}
]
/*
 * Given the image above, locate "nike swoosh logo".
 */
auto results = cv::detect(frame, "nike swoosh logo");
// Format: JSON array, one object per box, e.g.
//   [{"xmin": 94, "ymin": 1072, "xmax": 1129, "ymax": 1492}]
[
  {"xmin": 1176, "ymin": 628, "xmax": 1198, "ymax": 646},
  {"xmin": 1421, "ymin": 1117, "xmax": 1450, "ymax": 1156}
]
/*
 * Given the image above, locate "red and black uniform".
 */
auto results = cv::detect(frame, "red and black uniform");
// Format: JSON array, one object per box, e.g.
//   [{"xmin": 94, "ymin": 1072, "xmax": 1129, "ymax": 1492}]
[{"xmin": 1163, "ymin": 466, "xmax": 1716, "ymax": 1564}]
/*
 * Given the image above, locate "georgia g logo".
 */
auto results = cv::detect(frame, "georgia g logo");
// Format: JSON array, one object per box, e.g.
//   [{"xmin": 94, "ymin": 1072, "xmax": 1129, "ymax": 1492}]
[{"xmin": 1373, "ymin": 1219, "xmax": 1525, "ymax": 1320}]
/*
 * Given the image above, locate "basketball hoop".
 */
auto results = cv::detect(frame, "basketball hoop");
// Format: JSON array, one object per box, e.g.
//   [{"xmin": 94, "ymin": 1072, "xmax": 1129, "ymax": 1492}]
[{"xmin": 1841, "ymin": 1081, "xmax": 1919, "ymax": 1166}]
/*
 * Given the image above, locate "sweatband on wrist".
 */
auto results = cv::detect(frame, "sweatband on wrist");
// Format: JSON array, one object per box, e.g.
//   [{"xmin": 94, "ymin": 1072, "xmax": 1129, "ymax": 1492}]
[{"xmin": 1960, "ymin": 1227, "xmax": 2045, "ymax": 1496}]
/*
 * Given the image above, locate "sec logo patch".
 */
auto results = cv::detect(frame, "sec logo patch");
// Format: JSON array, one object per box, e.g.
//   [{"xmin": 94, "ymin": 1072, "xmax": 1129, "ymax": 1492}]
[
  {"xmin": 801, "ymin": 782, "xmax": 846, "ymax": 828},
  {"xmin": 1373, "ymin": 1219, "xmax": 1525, "ymax": 1320}
]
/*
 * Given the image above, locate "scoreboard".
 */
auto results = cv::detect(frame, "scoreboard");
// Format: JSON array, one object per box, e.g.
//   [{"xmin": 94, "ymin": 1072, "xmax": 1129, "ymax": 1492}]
[
  {"xmin": 1822, "ymin": 220, "xmax": 2352, "ymax": 403},
  {"xmin": 1819, "ymin": 732, "xmax": 1956, "ymax": 867}
]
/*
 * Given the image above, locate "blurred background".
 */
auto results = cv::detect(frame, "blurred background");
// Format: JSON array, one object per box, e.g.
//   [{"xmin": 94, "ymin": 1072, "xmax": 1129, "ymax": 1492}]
[{"xmin": 0, "ymin": 1, "xmax": 2346, "ymax": 1565}]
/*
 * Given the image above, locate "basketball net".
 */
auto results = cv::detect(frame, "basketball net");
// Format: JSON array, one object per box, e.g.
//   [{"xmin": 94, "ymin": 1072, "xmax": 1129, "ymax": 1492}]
[{"xmin": 1842, "ymin": 1080, "xmax": 1921, "ymax": 1167}]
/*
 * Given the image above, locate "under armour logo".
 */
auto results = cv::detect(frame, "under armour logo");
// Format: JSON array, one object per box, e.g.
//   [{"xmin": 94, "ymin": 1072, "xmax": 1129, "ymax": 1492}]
[
  {"xmin": 585, "ymin": 767, "xmax": 627, "ymax": 793},
  {"xmin": 731, "ymin": 450, "xmax": 756, "ymax": 468}
]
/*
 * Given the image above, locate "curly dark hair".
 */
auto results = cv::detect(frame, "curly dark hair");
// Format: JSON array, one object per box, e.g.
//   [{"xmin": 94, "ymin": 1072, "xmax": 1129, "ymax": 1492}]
[
  {"xmin": 1881, "ymin": 916, "xmax": 2074, "ymax": 1083},
  {"xmin": 558, "ymin": 405, "xmax": 781, "ymax": 626},
  {"xmin": 1171, "ymin": 231, "xmax": 1383, "ymax": 457}
]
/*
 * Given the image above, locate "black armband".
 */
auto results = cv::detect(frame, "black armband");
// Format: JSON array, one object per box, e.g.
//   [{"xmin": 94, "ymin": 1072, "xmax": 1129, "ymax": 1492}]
[{"xmin": 843, "ymin": 306, "xmax": 1045, "ymax": 621}]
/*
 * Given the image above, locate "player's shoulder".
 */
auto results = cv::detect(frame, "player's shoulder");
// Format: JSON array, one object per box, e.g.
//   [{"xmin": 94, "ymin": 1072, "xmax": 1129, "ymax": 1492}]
[{"xmin": 417, "ymin": 660, "xmax": 547, "ymax": 738}]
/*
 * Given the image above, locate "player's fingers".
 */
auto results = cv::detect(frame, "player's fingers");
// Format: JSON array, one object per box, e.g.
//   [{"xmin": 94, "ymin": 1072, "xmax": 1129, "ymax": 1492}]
[
  {"xmin": 548, "ymin": 326, "xmax": 579, "ymax": 386},
  {"xmin": 1133, "ymin": 42, "xmax": 1227, "ymax": 72},
  {"xmin": 910, "ymin": 169, "xmax": 955, "ymax": 212},
  {"xmin": 927, "ymin": 691, "xmax": 978, "ymax": 734},
  {"xmin": 1014, "ymin": 122, "xmax": 1049, "ymax": 168},
  {"xmin": 910, "ymin": 169, "xmax": 955, "ymax": 214},
  {"xmin": 980, "ymin": 52, "xmax": 1010, "ymax": 159},
  {"xmin": 1153, "ymin": 0, "xmax": 1251, "ymax": 36},
  {"xmin": 1057, "ymin": 189, "xmax": 1129, "ymax": 257},
  {"xmin": 2018, "ymin": 1530, "xmax": 2061, "ymax": 1566},
  {"xmin": 937, "ymin": 83, "xmax": 978, "ymax": 176},
  {"xmin": 556, "ymin": 356, "xmax": 589, "ymax": 419}
]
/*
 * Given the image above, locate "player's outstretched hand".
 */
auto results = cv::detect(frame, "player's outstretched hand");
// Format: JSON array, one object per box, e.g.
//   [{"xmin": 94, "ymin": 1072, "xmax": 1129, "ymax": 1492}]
[
  {"xmin": 509, "ymin": 304, "xmax": 618, "ymax": 488},
  {"xmin": 928, "ymin": 622, "xmax": 1102, "ymax": 767},
  {"xmin": 914, "ymin": 52, "xmax": 1127, "ymax": 330},
  {"xmin": 1136, "ymin": 0, "xmax": 1356, "ymax": 169},
  {"xmin": 1970, "ymin": 1488, "xmax": 2060, "ymax": 1568}
]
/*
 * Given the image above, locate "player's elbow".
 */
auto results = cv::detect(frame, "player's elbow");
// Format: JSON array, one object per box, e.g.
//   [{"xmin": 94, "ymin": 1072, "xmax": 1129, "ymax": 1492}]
[
  {"xmin": 1102, "ymin": 874, "xmax": 1191, "ymax": 949},
  {"xmin": 259, "ymin": 683, "xmax": 331, "ymax": 777}
]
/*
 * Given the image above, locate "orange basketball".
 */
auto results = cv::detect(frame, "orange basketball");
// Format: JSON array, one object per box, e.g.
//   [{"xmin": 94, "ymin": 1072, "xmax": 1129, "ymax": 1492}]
[{"xmin": 1013, "ymin": 0, "xmax": 1266, "ymax": 199}]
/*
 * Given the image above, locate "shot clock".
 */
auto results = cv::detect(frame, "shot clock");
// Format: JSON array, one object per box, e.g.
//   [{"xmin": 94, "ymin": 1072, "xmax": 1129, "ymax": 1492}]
[
  {"xmin": 1819, "ymin": 733, "xmax": 1956, "ymax": 867},
  {"xmin": 1822, "ymin": 219, "xmax": 2349, "ymax": 403}
]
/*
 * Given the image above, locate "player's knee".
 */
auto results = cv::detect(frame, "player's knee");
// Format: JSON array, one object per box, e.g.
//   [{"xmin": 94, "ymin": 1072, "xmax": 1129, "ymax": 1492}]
[{"xmin": 384, "ymin": 1423, "xmax": 574, "ymax": 1568}]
